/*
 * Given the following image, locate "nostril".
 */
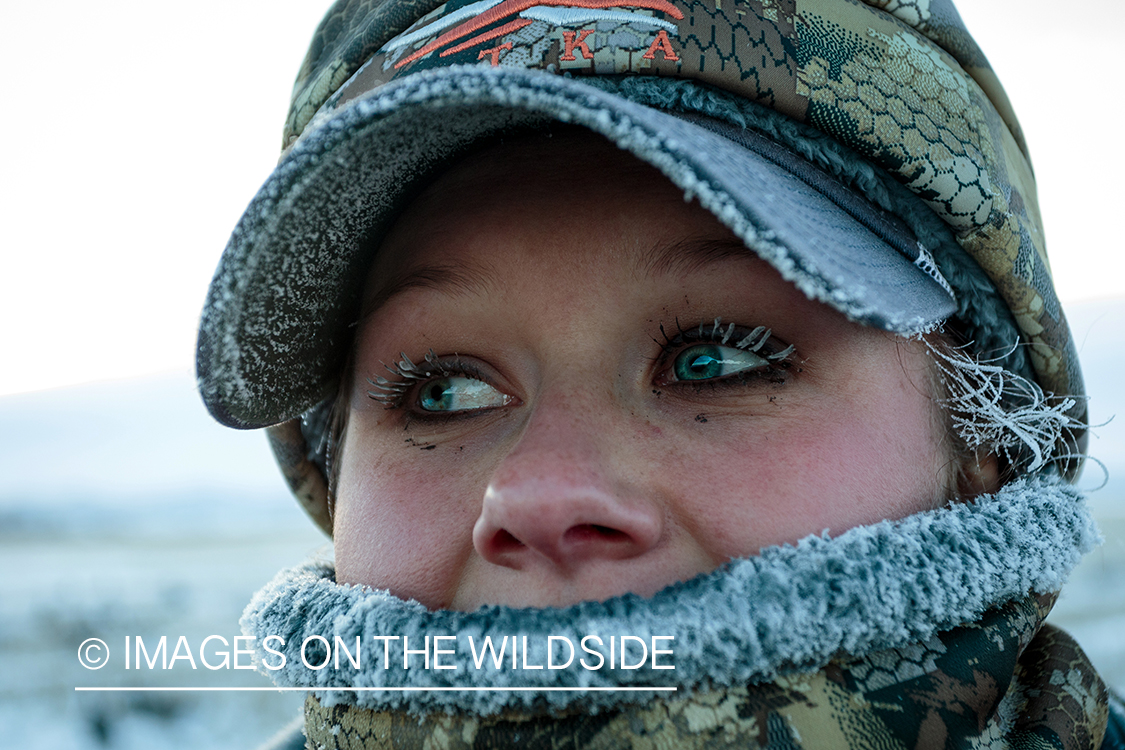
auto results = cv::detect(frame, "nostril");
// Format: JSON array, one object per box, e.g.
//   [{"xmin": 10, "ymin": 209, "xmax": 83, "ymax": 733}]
[
  {"xmin": 563, "ymin": 524, "xmax": 629, "ymax": 544},
  {"xmin": 491, "ymin": 529, "xmax": 525, "ymax": 554}
]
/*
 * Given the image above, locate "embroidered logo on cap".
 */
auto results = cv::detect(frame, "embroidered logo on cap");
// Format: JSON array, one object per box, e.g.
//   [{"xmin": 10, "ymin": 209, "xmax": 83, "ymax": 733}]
[{"xmin": 380, "ymin": 0, "xmax": 684, "ymax": 71}]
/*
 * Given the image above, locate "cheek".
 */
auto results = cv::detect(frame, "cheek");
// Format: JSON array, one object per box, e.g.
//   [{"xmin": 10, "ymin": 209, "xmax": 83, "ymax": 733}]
[
  {"xmin": 332, "ymin": 431, "xmax": 484, "ymax": 604},
  {"xmin": 660, "ymin": 388, "xmax": 946, "ymax": 561},
  {"xmin": 794, "ymin": 377, "xmax": 948, "ymax": 526}
]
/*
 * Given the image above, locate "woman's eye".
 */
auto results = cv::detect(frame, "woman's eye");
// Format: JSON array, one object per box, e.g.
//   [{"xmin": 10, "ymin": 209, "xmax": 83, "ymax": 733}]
[
  {"xmin": 672, "ymin": 344, "xmax": 769, "ymax": 382},
  {"xmin": 418, "ymin": 376, "xmax": 510, "ymax": 412}
]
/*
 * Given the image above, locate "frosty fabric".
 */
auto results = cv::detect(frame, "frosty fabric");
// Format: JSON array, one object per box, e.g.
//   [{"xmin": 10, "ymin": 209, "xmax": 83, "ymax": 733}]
[{"xmin": 241, "ymin": 474, "xmax": 1099, "ymax": 715}]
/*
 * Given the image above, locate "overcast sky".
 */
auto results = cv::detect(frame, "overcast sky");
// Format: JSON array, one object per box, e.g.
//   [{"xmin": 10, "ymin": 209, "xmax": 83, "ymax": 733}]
[{"xmin": 1, "ymin": 0, "xmax": 1121, "ymax": 397}]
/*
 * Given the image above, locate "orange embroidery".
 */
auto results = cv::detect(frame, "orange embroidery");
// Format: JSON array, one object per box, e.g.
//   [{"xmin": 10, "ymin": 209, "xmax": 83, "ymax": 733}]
[
  {"xmin": 477, "ymin": 42, "xmax": 515, "ymax": 66},
  {"xmin": 443, "ymin": 19, "xmax": 531, "ymax": 57},
  {"xmin": 642, "ymin": 29, "xmax": 679, "ymax": 61},
  {"xmin": 394, "ymin": 0, "xmax": 684, "ymax": 69},
  {"xmin": 560, "ymin": 29, "xmax": 596, "ymax": 61}
]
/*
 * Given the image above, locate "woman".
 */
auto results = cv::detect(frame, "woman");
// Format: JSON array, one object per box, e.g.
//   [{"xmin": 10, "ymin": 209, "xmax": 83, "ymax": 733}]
[{"xmin": 197, "ymin": 0, "xmax": 1125, "ymax": 746}]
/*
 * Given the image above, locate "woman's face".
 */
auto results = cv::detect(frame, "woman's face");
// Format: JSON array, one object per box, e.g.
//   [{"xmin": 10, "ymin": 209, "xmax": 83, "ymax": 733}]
[{"xmin": 334, "ymin": 133, "xmax": 954, "ymax": 611}]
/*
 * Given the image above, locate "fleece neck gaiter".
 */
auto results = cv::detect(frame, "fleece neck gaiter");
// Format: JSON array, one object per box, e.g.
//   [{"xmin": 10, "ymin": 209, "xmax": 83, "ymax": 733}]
[{"xmin": 242, "ymin": 474, "xmax": 1109, "ymax": 748}]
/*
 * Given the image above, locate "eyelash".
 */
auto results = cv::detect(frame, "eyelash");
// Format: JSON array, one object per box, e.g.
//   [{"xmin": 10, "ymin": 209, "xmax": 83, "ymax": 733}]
[
  {"xmin": 366, "ymin": 318, "xmax": 797, "ymax": 413},
  {"xmin": 366, "ymin": 351, "xmax": 492, "ymax": 412},
  {"xmin": 655, "ymin": 317, "xmax": 796, "ymax": 386}
]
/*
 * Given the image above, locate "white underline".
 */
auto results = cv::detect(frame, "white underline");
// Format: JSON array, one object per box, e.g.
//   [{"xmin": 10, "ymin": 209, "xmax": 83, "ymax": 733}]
[{"xmin": 75, "ymin": 686, "xmax": 677, "ymax": 692}]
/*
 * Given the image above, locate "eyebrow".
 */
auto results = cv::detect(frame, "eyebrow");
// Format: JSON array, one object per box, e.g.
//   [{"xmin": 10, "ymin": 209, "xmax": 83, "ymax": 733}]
[
  {"xmin": 361, "ymin": 260, "xmax": 500, "ymax": 318},
  {"xmin": 637, "ymin": 236, "xmax": 759, "ymax": 279}
]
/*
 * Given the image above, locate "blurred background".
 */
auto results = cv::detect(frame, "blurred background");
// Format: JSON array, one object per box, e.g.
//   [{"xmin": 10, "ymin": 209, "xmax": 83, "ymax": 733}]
[{"xmin": 1, "ymin": 0, "xmax": 1122, "ymax": 747}]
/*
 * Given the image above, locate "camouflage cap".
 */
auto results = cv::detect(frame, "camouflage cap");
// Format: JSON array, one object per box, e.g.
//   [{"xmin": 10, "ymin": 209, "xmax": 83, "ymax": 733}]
[{"xmin": 197, "ymin": 0, "xmax": 1086, "ymax": 530}]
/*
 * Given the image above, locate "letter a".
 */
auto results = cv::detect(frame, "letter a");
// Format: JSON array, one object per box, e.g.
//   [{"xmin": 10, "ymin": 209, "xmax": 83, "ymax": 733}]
[{"xmin": 642, "ymin": 30, "xmax": 679, "ymax": 61}]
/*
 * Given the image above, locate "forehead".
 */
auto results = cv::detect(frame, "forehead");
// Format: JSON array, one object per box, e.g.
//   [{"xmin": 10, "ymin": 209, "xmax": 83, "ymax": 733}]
[{"xmin": 362, "ymin": 130, "xmax": 761, "ymax": 312}]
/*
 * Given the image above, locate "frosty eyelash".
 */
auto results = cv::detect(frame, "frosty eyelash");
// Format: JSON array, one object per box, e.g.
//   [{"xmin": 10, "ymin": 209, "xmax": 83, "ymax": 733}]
[
  {"xmin": 368, "ymin": 317, "xmax": 795, "ymax": 412},
  {"xmin": 367, "ymin": 352, "xmax": 509, "ymax": 419},
  {"xmin": 366, "ymin": 350, "xmax": 452, "ymax": 408},
  {"xmin": 659, "ymin": 317, "xmax": 796, "ymax": 362}
]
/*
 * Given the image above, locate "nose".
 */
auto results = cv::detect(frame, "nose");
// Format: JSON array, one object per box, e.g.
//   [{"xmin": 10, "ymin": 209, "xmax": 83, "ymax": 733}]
[{"xmin": 472, "ymin": 400, "xmax": 663, "ymax": 572}]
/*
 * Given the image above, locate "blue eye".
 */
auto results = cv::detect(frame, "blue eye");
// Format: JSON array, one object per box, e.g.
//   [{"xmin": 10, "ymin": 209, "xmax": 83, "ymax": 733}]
[
  {"xmin": 419, "ymin": 376, "xmax": 510, "ymax": 412},
  {"xmin": 673, "ymin": 344, "xmax": 769, "ymax": 382}
]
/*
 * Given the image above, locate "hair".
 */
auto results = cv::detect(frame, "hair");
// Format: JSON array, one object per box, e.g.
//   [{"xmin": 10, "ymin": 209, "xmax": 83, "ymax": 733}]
[
  {"xmin": 324, "ymin": 348, "xmax": 355, "ymax": 522},
  {"xmin": 923, "ymin": 333, "xmax": 1083, "ymax": 480}
]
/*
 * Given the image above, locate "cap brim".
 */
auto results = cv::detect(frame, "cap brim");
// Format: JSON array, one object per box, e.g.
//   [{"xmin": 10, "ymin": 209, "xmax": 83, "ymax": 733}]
[{"xmin": 198, "ymin": 66, "xmax": 957, "ymax": 429}]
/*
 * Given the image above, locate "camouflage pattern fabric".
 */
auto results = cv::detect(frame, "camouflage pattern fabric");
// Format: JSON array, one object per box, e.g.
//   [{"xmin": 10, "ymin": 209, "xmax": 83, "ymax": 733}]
[
  {"xmin": 302, "ymin": 595, "xmax": 1110, "ymax": 749},
  {"xmin": 281, "ymin": 0, "xmax": 1085, "ymax": 475}
]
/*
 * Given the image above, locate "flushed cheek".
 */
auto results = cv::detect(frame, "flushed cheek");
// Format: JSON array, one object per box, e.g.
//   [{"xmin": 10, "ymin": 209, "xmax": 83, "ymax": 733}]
[
  {"xmin": 650, "ymin": 428, "xmax": 817, "ymax": 560},
  {"xmin": 656, "ymin": 410, "xmax": 941, "ymax": 562},
  {"xmin": 334, "ymin": 450, "xmax": 483, "ymax": 605},
  {"xmin": 781, "ymin": 416, "xmax": 943, "ymax": 520}
]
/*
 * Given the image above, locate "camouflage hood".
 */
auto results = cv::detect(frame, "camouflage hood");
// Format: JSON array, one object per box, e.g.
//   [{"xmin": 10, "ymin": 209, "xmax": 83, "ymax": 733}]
[{"xmin": 241, "ymin": 475, "xmax": 1112, "ymax": 748}]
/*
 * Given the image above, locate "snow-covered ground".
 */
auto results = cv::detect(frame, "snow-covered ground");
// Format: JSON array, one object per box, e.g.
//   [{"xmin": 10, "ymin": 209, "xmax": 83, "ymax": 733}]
[
  {"xmin": 0, "ymin": 372, "xmax": 328, "ymax": 748},
  {"xmin": 1, "ymin": 527, "xmax": 324, "ymax": 749},
  {"xmin": 2, "ymin": 300, "xmax": 1123, "ymax": 749}
]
